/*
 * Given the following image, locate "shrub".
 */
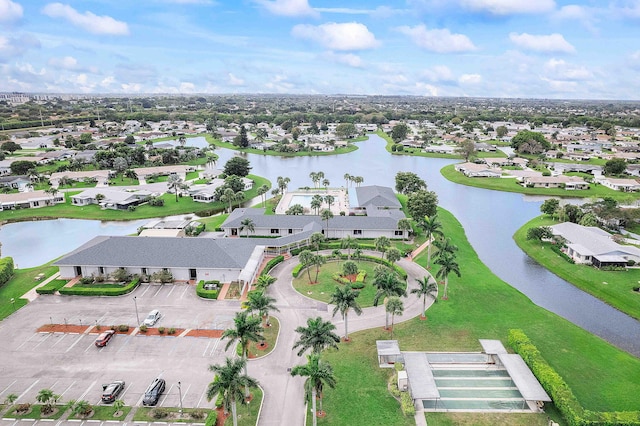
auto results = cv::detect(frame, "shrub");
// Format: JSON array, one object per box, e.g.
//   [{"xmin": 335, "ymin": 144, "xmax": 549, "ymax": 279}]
[
  {"xmin": 79, "ymin": 276, "xmax": 94, "ymax": 285},
  {"xmin": 356, "ymin": 270, "xmax": 367, "ymax": 283},
  {"xmin": 262, "ymin": 255, "xmax": 284, "ymax": 275},
  {"xmin": 168, "ymin": 327, "xmax": 176, "ymax": 335},
  {"xmin": 196, "ymin": 280, "xmax": 220, "ymax": 300},
  {"xmin": 158, "ymin": 327, "xmax": 165, "ymax": 334},
  {"xmin": 190, "ymin": 410, "xmax": 206, "ymax": 420},
  {"xmin": 350, "ymin": 282, "xmax": 365, "ymax": 289},
  {"xmin": 205, "ymin": 410, "xmax": 218, "ymax": 426},
  {"xmin": 59, "ymin": 277, "xmax": 140, "ymax": 296},
  {"xmin": 0, "ymin": 257, "xmax": 14, "ymax": 286},
  {"xmin": 151, "ymin": 408, "xmax": 168, "ymax": 419},
  {"xmin": 292, "ymin": 263, "xmax": 304, "ymax": 278},
  {"xmin": 332, "ymin": 273, "xmax": 351, "ymax": 285},
  {"xmin": 400, "ymin": 392, "xmax": 415, "ymax": 416},
  {"xmin": 15, "ymin": 403, "xmax": 30, "ymax": 414},
  {"xmin": 139, "ymin": 325, "xmax": 148, "ymax": 332},
  {"xmin": 118, "ymin": 324, "xmax": 129, "ymax": 332}
]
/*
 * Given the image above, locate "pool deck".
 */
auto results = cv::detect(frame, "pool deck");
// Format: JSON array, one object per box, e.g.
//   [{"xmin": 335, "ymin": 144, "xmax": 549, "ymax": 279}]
[{"xmin": 275, "ymin": 188, "xmax": 349, "ymax": 215}]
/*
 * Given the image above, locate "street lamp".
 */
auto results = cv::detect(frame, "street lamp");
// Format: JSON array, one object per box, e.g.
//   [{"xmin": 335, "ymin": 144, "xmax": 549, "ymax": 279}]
[
  {"xmin": 133, "ymin": 296, "xmax": 140, "ymax": 326},
  {"xmin": 178, "ymin": 381, "xmax": 183, "ymax": 416},
  {"xmin": 10, "ymin": 298, "xmax": 15, "ymax": 312}
]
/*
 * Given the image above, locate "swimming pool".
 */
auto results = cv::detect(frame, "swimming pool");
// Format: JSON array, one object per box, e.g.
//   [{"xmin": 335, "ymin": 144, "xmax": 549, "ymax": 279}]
[{"xmin": 289, "ymin": 194, "xmax": 314, "ymax": 208}]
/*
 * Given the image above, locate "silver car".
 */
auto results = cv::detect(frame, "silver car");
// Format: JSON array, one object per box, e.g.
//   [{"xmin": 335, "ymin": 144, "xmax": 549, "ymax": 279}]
[{"xmin": 143, "ymin": 309, "xmax": 161, "ymax": 326}]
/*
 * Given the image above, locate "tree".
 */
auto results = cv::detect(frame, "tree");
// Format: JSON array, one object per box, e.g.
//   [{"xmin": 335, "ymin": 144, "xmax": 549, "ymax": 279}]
[
  {"xmin": 395, "ymin": 172, "xmax": 426, "ymax": 195},
  {"xmin": 311, "ymin": 254, "xmax": 326, "ymax": 283},
  {"xmin": 373, "ymin": 270, "xmax": 406, "ymax": 329},
  {"xmin": 322, "ymin": 178, "xmax": 330, "ymax": 188},
  {"xmin": 286, "ymin": 204, "xmax": 304, "ymax": 215},
  {"xmin": 36, "ymin": 388, "xmax": 55, "ymax": 414},
  {"xmin": 321, "ymin": 209, "xmax": 333, "ymax": 235},
  {"xmin": 299, "ymin": 250, "xmax": 315, "ymax": 283},
  {"xmin": 113, "ymin": 157, "xmax": 128, "ymax": 180},
  {"xmin": 510, "ymin": 130, "xmax": 550, "ymax": 152},
  {"xmin": 342, "ymin": 261, "xmax": 358, "ymax": 276},
  {"xmin": 579, "ymin": 212, "xmax": 599, "ymax": 227},
  {"xmin": 391, "ymin": 123, "xmax": 409, "ymax": 142},
  {"xmin": 243, "ymin": 291, "xmax": 279, "ymax": 327},
  {"xmin": 397, "ymin": 218, "xmax": 412, "ymax": 241},
  {"xmin": 221, "ymin": 188, "xmax": 235, "ymax": 213},
  {"xmin": 374, "ymin": 236, "xmax": 391, "ymax": 258},
  {"xmin": 112, "ymin": 399, "xmax": 125, "ymax": 416},
  {"xmin": 310, "ymin": 194, "xmax": 323, "ymax": 214},
  {"xmin": 71, "ymin": 400, "xmax": 93, "ymax": 418},
  {"xmin": 496, "ymin": 125, "xmax": 508, "ymax": 138},
  {"xmin": 293, "ymin": 316, "xmax": 340, "ymax": 356},
  {"xmin": 167, "ymin": 174, "xmax": 188, "ymax": 203},
  {"xmin": 222, "ymin": 311, "xmax": 264, "ymax": 397},
  {"xmin": 290, "ymin": 353, "xmax": 336, "ymax": 426},
  {"xmin": 457, "ymin": 139, "xmax": 476, "ymax": 161},
  {"xmin": 386, "ymin": 296, "xmax": 404, "ymax": 339},
  {"xmin": 10, "ymin": 160, "xmax": 36, "ymax": 175},
  {"xmin": 255, "ymin": 274, "xmax": 276, "ymax": 291},
  {"xmin": 239, "ymin": 218, "xmax": 255, "ymax": 238},
  {"xmin": 335, "ymin": 123, "xmax": 356, "ymax": 139},
  {"xmin": 124, "ymin": 135, "xmax": 135, "ymax": 144},
  {"xmin": 324, "ymin": 194, "xmax": 335, "ymax": 209},
  {"xmin": 233, "ymin": 126, "xmax": 249, "ymax": 148},
  {"xmin": 526, "ymin": 226, "xmax": 553, "ymax": 241},
  {"xmin": 207, "ymin": 357, "xmax": 259, "ymax": 426},
  {"xmin": 1, "ymin": 141, "xmax": 21, "ymax": 153},
  {"xmin": 330, "ymin": 285, "xmax": 362, "ymax": 341},
  {"xmin": 4, "ymin": 393, "xmax": 17, "ymax": 407},
  {"xmin": 341, "ymin": 235, "xmax": 357, "ymax": 260},
  {"xmin": 257, "ymin": 184, "xmax": 269, "ymax": 207},
  {"xmin": 407, "ymin": 190, "xmax": 438, "ymax": 220},
  {"xmin": 276, "ymin": 176, "xmax": 290, "ymax": 194},
  {"xmin": 343, "ymin": 173, "xmax": 351, "ymax": 189},
  {"xmin": 386, "ymin": 247, "xmax": 402, "ymax": 265},
  {"xmin": 540, "ymin": 198, "xmax": 560, "ymax": 216},
  {"xmin": 223, "ymin": 157, "xmax": 251, "ymax": 177},
  {"xmin": 604, "ymin": 158, "xmax": 627, "ymax": 176},
  {"xmin": 411, "ymin": 276, "xmax": 438, "ymax": 318},
  {"xmin": 435, "ymin": 252, "xmax": 461, "ymax": 300},
  {"xmin": 309, "ymin": 232, "xmax": 325, "ymax": 254}
]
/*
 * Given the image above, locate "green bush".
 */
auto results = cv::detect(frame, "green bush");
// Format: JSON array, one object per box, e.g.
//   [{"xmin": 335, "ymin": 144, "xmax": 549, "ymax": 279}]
[
  {"xmin": 262, "ymin": 255, "xmax": 284, "ymax": 275},
  {"xmin": 196, "ymin": 280, "xmax": 220, "ymax": 300},
  {"xmin": 150, "ymin": 408, "xmax": 168, "ymax": 419},
  {"xmin": 36, "ymin": 279, "xmax": 68, "ymax": 294},
  {"xmin": 0, "ymin": 257, "xmax": 14, "ymax": 286},
  {"xmin": 139, "ymin": 325, "xmax": 148, "ymax": 333},
  {"xmin": 350, "ymin": 282, "xmax": 365, "ymax": 289},
  {"xmin": 168, "ymin": 327, "xmax": 176, "ymax": 335},
  {"xmin": 118, "ymin": 324, "xmax": 129, "ymax": 332},
  {"xmin": 400, "ymin": 392, "xmax": 415, "ymax": 416},
  {"xmin": 332, "ymin": 273, "xmax": 351, "ymax": 285},
  {"xmin": 292, "ymin": 263, "xmax": 304, "ymax": 278},
  {"xmin": 59, "ymin": 277, "xmax": 140, "ymax": 296},
  {"xmin": 356, "ymin": 270, "xmax": 367, "ymax": 283},
  {"xmin": 158, "ymin": 327, "xmax": 165, "ymax": 334},
  {"xmin": 205, "ymin": 410, "xmax": 218, "ymax": 426}
]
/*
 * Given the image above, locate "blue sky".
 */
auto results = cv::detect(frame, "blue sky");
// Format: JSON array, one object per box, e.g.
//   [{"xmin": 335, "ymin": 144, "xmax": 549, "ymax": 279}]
[{"xmin": 1, "ymin": 0, "xmax": 640, "ymax": 99}]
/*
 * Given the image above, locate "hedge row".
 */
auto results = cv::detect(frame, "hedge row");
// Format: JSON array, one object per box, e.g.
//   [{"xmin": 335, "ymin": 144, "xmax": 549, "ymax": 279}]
[
  {"xmin": 59, "ymin": 277, "xmax": 140, "ymax": 296},
  {"xmin": 196, "ymin": 280, "xmax": 220, "ymax": 300},
  {"xmin": 292, "ymin": 254, "xmax": 408, "ymax": 280},
  {"xmin": 508, "ymin": 329, "xmax": 640, "ymax": 426},
  {"xmin": 261, "ymin": 255, "xmax": 284, "ymax": 275},
  {"xmin": 292, "ymin": 263, "xmax": 304, "ymax": 278},
  {"xmin": 0, "ymin": 257, "xmax": 14, "ymax": 287},
  {"xmin": 36, "ymin": 279, "xmax": 68, "ymax": 295}
]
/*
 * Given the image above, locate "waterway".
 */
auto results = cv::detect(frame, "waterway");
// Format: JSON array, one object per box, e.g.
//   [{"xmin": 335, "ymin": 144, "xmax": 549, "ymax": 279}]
[{"xmin": 2, "ymin": 134, "xmax": 640, "ymax": 355}]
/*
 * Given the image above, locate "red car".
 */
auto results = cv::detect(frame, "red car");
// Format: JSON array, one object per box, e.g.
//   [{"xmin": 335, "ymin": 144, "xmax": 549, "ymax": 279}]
[{"xmin": 95, "ymin": 330, "xmax": 116, "ymax": 347}]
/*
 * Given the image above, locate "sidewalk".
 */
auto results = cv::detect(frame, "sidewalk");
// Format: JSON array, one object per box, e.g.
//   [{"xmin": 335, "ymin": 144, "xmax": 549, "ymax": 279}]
[{"xmin": 21, "ymin": 271, "xmax": 61, "ymax": 302}]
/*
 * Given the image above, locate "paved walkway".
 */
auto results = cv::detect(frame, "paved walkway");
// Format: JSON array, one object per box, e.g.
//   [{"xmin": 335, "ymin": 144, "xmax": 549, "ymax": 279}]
[
  {"xmin": 22, "ymin": 272, "xmax": 60, "ymax": 302},
  {"xmin": 251, "ymin": 250, "xmax": 436, "ymax": 425}
]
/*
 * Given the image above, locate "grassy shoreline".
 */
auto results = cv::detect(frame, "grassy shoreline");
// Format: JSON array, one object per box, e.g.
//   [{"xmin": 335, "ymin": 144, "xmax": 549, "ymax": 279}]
[
  {"xmin": 317, "ymin": 207, "xmax": 640, "ymax": 425},
  {"xmin": 204, "ymin": 133, "xmax": 360, "ymax": 157},
  {"xmin": 513, "ymin": 215, "xmax": 640, "ymax": 320}
]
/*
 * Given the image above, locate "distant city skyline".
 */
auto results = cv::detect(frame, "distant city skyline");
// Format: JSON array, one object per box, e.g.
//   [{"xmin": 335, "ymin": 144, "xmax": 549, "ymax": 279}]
[{"xmin": 1, "ymin": 0, "xmax": 639, "ymax": 100}]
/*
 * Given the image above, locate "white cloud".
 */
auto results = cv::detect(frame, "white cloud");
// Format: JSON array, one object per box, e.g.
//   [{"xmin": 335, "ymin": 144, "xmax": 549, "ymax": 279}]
[
  {"xmin": 0, "ymin": 0, "xmax": 23, "ymax": 24},
  {"xmin": 397, "ymin": 25, "xmax": 476, "ymax": 53},
  {"xmin": 552, "ymin": 5, "xmax": 599, "ymax": 33},
  {"xmin": 48, "ymin": 56, "xmax": 78, "ymax": 70},
  {"xmin": 0, "ymin": 34, "xmax": 40, "ymax": 62},
  {"xmin": 322, "ymin": 51, "xmax": 363, "ymax": 67},
  {"xmin": 255, "ymin": 0, "xmax": 318, "ymax": 17},
  {"xmin": 415, "ymin": 82, "xmax": 439, "ymax": 96},
  {"xmin": 179, "ymin": 82, "xmax": 196, "ymax": 92},
  {"xmin": 544, "ymin": 59, "xmax": 592, "ymax": 81},
  {"xmin": 227, "ymin": 73, "xmax": 245, "ymax": 86},
  {"xmin": 509, "ymin": 33, "xmax": 575, "ymax": 53},
  {"xmin": 459, "ymin": 73, "xmax": 482, "ymax": 84},
  {"xmin": 292, "ymin": 22, "xmax": 379, "ymax": 51},
  {"xmin": 421, "ymin": 65, "xmax": 455, "ymax": 82},
  {"xmin": 42, "ymin": 3, "xmax": 130, "ymax": 36},
  {"xmin": 460, "ymin": 0, "xmax": 555, "ymax": 15}
]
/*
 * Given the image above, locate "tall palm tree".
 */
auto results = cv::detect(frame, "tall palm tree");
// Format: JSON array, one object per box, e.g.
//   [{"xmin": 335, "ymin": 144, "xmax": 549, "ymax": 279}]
[
  {"xmin": 243, "ymin": 291, "xmax": 279, "ymax": 326},
  {"xmin": 329, "ymin": 285, "xmax": 362, "ymax": 341},
  {"xmin": 386, "ymin": 247, "xmax": 403, "ymax": 266},
  {"xmin": 290, "ymin": 353, "xmax": 336, "ymax": 426},
  {"xmin": 435, "ymin": 252, "xmax": 461, "ymax": 300},
  {"xmin": 433, "ymin": 237, "xmax": 458, "ymax": 258},
  {"xmin": 324, "ymin": 194, "xmax": 335, "ymax": 210},
  {"xmin": 386, "ymin": 296, "xmax": 404, "ymax": 339},
  {"xmin": 255, "ymin": 274, "xmax": 276, "ymax": 291},
  {"xmin": 374, "ymin": 236, "xmax": 391, "ymax": 258},
  {"xmin": 257, "ymin": 184, "xmax": 269, "ymax": 207},
  {"xmin": 309, "ymin": 232, "xmax": 325, "ymax": 254},
  {"xmin": 36, "ymin": 388, "xmax": 54, "ymax": 414},
  {"xmin": 321, "ymin": 209, "xmax": 333, "ymax": 236},
  {"xmin": 322, "ymin": 178, "xmax": 330, "ymax": 188},
  {"xmin": 207, "ymin": 357, "xmax": 259, "ymax": 426},
  {"xmin": 311, "ymin": 254, "xmax": 326, "ymax": 283},
  {"xmin": 167, "ymin": 174, "xmax": 187, "ymax": 203},
  {"xmin": 343, "ymin": 173, "xmax": 351, "ymax": 190},
  {"xmin": 310, "ymin": 194, "xmax": 323, "ymax": 214},
  {"xmin": 309, "ymin": 171, "xmax": 319, "ymax": 188},
  {"xmin": 397, "ymin": 218, "xmax": 412, "ymax": 241},
  {"xmin": 239, "ymin": 218, "xmax": 255, "ymax": 238},
  {"xmin": 299, "ymin": 249, "xmax": 314, "ymax": 283},
  {"xmin": 341, "ymin": 235, "xmax": 357, "ymax": 260},
  {"xmin": 373, "ymin": 270, "xmax": 407, "ymax": 329},
  {"xmin": 421, "ymin": 215, "xmax": 444, "ymax": 268},
  {"xmin": 222, "ymin": 311, "xmax": 264, "ymax": 397},
  {"xmin": 293, "ymin": 316, "xmax": 340, "ymax": 356},
  {"xmin": 411, "ymin": 276, "xmax": 438, "ymax": 318}
]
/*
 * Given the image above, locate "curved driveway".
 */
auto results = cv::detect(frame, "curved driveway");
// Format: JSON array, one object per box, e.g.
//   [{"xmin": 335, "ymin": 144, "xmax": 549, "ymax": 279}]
[{"xmin": 250, "ymin": 251, "xmax": 435, "ymax": 425}]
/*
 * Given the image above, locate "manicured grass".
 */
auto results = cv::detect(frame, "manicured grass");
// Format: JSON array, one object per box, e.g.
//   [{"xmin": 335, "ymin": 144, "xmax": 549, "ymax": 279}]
[
  {"xmin": 232, "ymin": 386, "xmax": 263, "ymax": 426},
  {"xmin": 0, "ymin": 174, "xmax": 270, "ymax": 222},
  {"xmin": 133, "ymin": 406, "xmax": 214, "ymax": 423},
  {"xmin": 196, "ymin": 213, "xmax": 229, "ymax": 231},
  {"xmin": 440, "ymin": 164, "xmax": 631, "ymax": 199},
  {"xmin": 246, "ymin": 316, "xmax": 279, "ymax": 359},
  {"xmin": 204, "ymin": 134, "xmax": 359, "ymax": 157},
  {"xmin": 378, "ymin": 130, "xmax": 505, "ymax": 159},
  {"xmin": 292, "ymin": 260, "xmax": 398, "ymax": 307},
  {"xmin": 78, "ymin": 405, "xmax": 132, "ymax": 421},
  {"xmin": 425, "ymin": 412, "xmax": 561, "ymax": 426},
  {"xmin": 0, "ymin": 263, "xmax": 58, "ymax": 320},
  {"xmin": 5, "ymin": 404, "xmax": 67, "ymax": 420},
  {"xmin": 109, "ymin": 175, "xmax": 140, "ymax": 186},
  {"xmin": 256, "ymin": 196, "xmax": 279, "ymax": 215},
  {"xmin": 514, "ymin": 215, "xmax": 640, "ymax": 320},
  {"xmin": 317, "ymin": 207, "xmax": 640, "ymax": 426}
]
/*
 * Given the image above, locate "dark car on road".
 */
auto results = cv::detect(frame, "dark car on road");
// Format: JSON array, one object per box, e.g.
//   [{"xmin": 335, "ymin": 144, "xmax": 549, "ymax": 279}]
[
  {"xmin": 142, "ymin": 378, "xmax": 166, "ymax": 406},
  {"xmin": 95, "ymin": 330, "xmax": 116, "ymax": 347},
  {"xmin": 101, "ymin": 380, "xmax": 125, "ymax": 403}
]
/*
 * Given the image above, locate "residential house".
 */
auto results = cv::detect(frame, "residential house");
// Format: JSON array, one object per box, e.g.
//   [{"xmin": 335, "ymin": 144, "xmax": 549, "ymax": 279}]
[
  {"xmin": 0, "ymin": 175, "xmax": 31, "ymax": 191},
  {"xmin": 0, "ymin": 190, "xmax": 64, "ymax": 211},
  {"xmin": 49, "ymin": 170, "xmax": 113, "ymax": 188},
  {"xmin": 71, "ymin": 188, "xmax": 155, "ymax": 210},
  {"xmin": 521, "ymin": 176, "xmax": 589, "ymax": 190},
  {"xmin": 423, "ymin": 144, "xmax": 456, "ymax": 154},
  {"xmin": 595, "ymin": 177, "xmax": 640, "ymax": 192},
  {"xmin": 454, "ymin": 162, "xmax": 502, "ymax": 178}
]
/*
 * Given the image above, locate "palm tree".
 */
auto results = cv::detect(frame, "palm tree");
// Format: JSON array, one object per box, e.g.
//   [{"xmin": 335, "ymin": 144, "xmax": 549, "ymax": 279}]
[
  {"xmin": 386, "ymin": 247, "xmax": 403, "ymax": 266},
  {"xmin": 112, "ymin": 399, "xmax": 125, "ymax": 417},
  {"xmin": 353, "ymin": 247, "xmax": 363, "ymax": 263},
  {"xmin": 167, "ymin": 174, "xmax": 187, "ymax": 203},
  {"xmin": 222, "ymin": 311, "xmax": 264, "ymax": 397},
  {"xmin": 299, "ymin": 250, "xmax": 314, "ymax": 283},
  {"xmin": 277, "ymin": 176, "xmax": 290, "ymax": 194},
  {"xmin": 243, "ymin": 291, "xmax": 279, "ymax": 326},
  {"xmin": 309, "ymin": 171, "xmax": 319, "ymax": 188},
  {"xmin": 324, "ymin": 194, "xmax": 335, "ymax": 210},
  {"xmin": 221, "ymin": 188, "xmax": 235, "ymax": 213},
  {"xmin": 320, "ymin": 209, "xmax": 333, "ymax": 236},
  {"xmin": 310, "ymin": 194, "xmax": 323, "ymax": 214},
  {"xmin": 290, "ymin": 353, "xmax": 336, "ymax": 426},
  {"xmin": 293, "ymin": 316, "xmax": 340, "ymax": 356},
  {"xmin": 434, "ymin": 237, "xmax": 458, "ymax": 259},
  {"xmin": 421, "ymin": 215, "xmax": 443, "ymax": 268},
  {"xmin": 255, "ymin": 274, "xmax": 276, "ymax": 291},
  {"xmin": 411, "ymin": 276, "xmax": 438, "ymax": 318},
  {"xmin": 343, "ymin": 173, "xmax": 351, "ymax": 190},
  {"xmin": 311, "ymin": 254, "xmax": 326, "ymax": 283},
  {"xmin": 386, "ymin": 296, "xmax": 404, "ymax": 339},
  {"xmin": 373, "ymin": 270, "xmax": 407, "ymax": 330},
  {"xmin": 435, "ymin": 252, "xmax": 461, "ymax": 300},
  {"xmin": 239, "ymin": 218, "xmax": 255, "ymax": 238},
  {"xmin": 286, "ymin": 204, "xmax": 304, "ymax": 215},
  {"xmin": 4, "ymin": 393, "xmax": 17, "ymax": 407},
  {"xmin": 233, "ymin": 191, "xmax": 245, "ymax": 208},
  {"xmin": 397, "ymin": 218, "xmax": 412, "ymax": 241},
  {"xmin": 207, "ymin": 357, "xmax": 259, "ymax": 426},
  {"xmin": 322, "ymin": 178, "xmax": 330, "ymax": 188},
  {"xmin": 374, "ymin": 236, "xmax": 391, "ymax": 258},
  {"xmin": 257, "ymin": 184, "xmax": 269, "ymax": 207},
  {"xmin": 71, "ymin": 400, "xmax": 93, "ymax": 418},
  {"xmin": 341, "ymin": 235, "xmax": 357, "ymax": 260},
  {"xmin": 36, "ymin": 388, "xmax": 54, "ymax": 414},
  {"xmin": 309, "ymin": 232, "xmax": 325, "ymax": 254},
  {"xmin": 329, "ymin": 285, "xmax": 362, "ymax": 341},
  {"xmin": 353, "ymin": 176, "xmax": 364, "ymax": 187}
]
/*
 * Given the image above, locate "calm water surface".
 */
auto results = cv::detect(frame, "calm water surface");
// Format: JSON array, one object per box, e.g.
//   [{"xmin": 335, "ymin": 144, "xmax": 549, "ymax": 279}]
[{"xmin": 2, "ymin": 134, "xmax": 639, "ymax": 355}]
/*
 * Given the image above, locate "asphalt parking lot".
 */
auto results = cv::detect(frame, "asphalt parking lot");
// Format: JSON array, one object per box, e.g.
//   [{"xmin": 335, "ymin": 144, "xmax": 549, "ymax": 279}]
[{"xmin": 0, "ymin": 283, "xmax": 243, "ymax": 424}]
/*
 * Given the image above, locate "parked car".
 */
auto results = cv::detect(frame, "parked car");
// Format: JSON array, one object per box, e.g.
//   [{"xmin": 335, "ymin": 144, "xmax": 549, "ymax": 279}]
[
  {"xmin": 142, "ymin": 378, "xmax": 166, "ymax": 406},
  {"xmin": 101, "ymin": 380, "xmax": 125, "ymax": 403},
  {"xmin": 143, "ymin": 309, "xmax": 161, "ymax": 327},
  {"xmin": 95, "ymin": 330, "xmax": 116, "ymax": 347}
]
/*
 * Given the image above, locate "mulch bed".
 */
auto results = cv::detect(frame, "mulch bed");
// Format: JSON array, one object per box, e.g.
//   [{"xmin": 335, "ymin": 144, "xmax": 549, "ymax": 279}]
[
  {"xmin": 137, "ymin": 328, "xmax": 186, "ymax": 336},
  {"xmin": 37, "ymin": 324, "xmax": 90, "ymax": 334},
  {"xmin": 185, "ymin": 329, "xmax": 224, "ymax": 338}
]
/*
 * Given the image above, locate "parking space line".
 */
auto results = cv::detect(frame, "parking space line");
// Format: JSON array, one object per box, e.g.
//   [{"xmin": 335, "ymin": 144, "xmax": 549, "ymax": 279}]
[
  {"xmin": 181, "ymin": 383, "xmax": 192, "ymax": 405},
  {"xmin": 201, "ymin": 340, "xmax": 212, "ymax": 357},
  {"xmin": 0, "ymin": 379, "xmax": 17, "ymax": 398},
  {"xmin": 15, "ymin": 333, "xmax": 40, "ymax": 351},
  {"xmin": 17, "ymin": 379, "xmax": 39, "ymax": 402},
  {"xmin": 207, "ymin": 339, "xmax": 221, "ymax": 357},
  {"xmin": 78, "ymin": 380, "xmax": 97, "ymax": 402},
  {"xmin": 159, "ymin": 384, "xmax": 174, "ymax": 406},
  {"xmin": 65, "ymin": 334, "xmax": 86, "ymax": 353},
  {"xmin": 140, "ymin": 285, "xmax": 151, "ymax": 297},
  {"xmin": 119, "ymin": 382, "xmax": 132, "ymax": 403},
  {"xmin": 33, "ymin": 333, "xmax": 54, "ymax": 350},
  {"xmin": 59, "ymin": 381, "xmax": 76, "ymax": 399},
  {"xmin": 50, "ymin": 334, "xmax": 68, "ymax": 348},
  {"xmin": 180, "ymin": 286, "xmax": 189, "ymax": 299},
  {"xmin": 165, "ymin": 286, "xmax": 176, "ymax": 298},
  {"xmin": 196, "ymin": 387, "xmax": 208, "ymax": 408},
  {"xmin": 153, "ymin": 286, "xmax": 163, "ymax": 298}
]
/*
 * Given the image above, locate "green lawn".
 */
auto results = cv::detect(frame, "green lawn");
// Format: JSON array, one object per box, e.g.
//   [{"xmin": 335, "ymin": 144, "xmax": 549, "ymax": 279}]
[
  {"xmin": 5, "ymin": 404, "xmax": 67, "ymax": 420},
  {"xmin": 133, "ymin": 406, "xmax": 214, "ymax": 423},
  {"xmin": 0, "ymin": 174, "xmax": 270, "ymax": 222},
  {"xmin": 109, "ymin": 175, "xmax": 140, "ymax": 186},
  {"xmin": 440, "ymin": 164, "xmax": 632, "ymax": 199},
  {"xmin": 292, "ymin": 260, "xmax": 399, "ymax": 307},
  {"xmin": 196, "ymin": 213, "xmax": 229, "ymax": 231},
  {"xmin": 316, "ymin": 207, "xmax": 640, "ymax": 426},
  {"xmin": 243, "ymin": 315, "xmax": 279, "ymax": 359},
  {"xmin": 0, "ymin": 263, "xmax": 58, "ymax": 321},
  {"xmin": 75, "ymin": 405, "xmax": 131, "ymax": 421},
  {"xmin": 514, "ymin": 215, "xmax": 640, "ymax": 320},
  {"xmin": 204, "ymin": 134, "xmax": 359, "ymax": 157}
]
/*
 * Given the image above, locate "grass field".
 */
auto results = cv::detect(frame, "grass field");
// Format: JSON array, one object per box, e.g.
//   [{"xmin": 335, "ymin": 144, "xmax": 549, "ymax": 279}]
[
  {"xmin": 315, "ymin": 207, "xmax": 640, "ymax": 426},
  {"xmin": 514, "ymin": 215, "xmax": 640, "ymax": 320},
  {"xmin": 196, "ymin": 213, "xmax": 229, "ymax": 231},
  {"xmin": 0, "ymin": 262, "xmax": 58, "ymax": 321},
  {"xmin": 205, "ymin": 134, "xmax": 360, "ymax": 157}
]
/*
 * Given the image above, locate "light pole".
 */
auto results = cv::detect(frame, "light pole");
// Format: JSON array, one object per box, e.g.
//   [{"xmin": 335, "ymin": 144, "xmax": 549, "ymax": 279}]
[
  {"xmin": 10, "ymin": 298, "xmax": 15, "ymax": 312},
  {"xmin": 133, "ymin": 296, "xmax": 140, "ymax": 326},
  {"xmin": 177, "ymin": 381, "xmax": 183, "ymax": 416}
]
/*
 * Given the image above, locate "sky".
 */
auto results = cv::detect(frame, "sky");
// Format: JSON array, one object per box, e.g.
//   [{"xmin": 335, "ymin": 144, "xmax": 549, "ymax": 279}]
[{"xmin": 1, "ymin": 0, "xmax": 640, "ymax": 99}]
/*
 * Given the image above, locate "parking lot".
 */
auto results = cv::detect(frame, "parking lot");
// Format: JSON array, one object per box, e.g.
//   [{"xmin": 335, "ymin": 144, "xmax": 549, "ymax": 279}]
[{"xmin": 0, "ymin": 283, "xmax": 243, "ymax": 424}]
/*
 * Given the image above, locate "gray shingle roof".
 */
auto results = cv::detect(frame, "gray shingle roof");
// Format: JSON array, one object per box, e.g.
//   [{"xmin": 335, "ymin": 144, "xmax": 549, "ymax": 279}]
[{"xmin": 356, "ymin": 185, "xmax": 401, "ymax": 209}]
